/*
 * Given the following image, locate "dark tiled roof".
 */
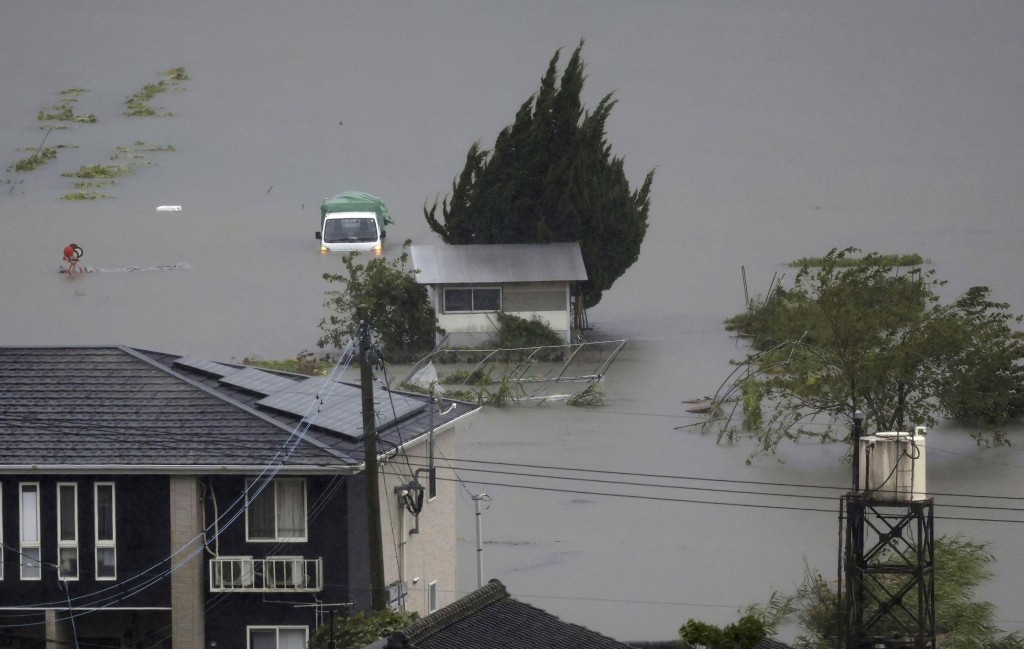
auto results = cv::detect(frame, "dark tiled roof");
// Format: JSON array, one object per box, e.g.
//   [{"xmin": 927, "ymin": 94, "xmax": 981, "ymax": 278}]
[
  {"xmin": 384, "ymin": 579, "xmax": 633, "ymax": 649},
  {"xmin": 0, "ymin": 345, "xmax": 475, "ymax": 473}
]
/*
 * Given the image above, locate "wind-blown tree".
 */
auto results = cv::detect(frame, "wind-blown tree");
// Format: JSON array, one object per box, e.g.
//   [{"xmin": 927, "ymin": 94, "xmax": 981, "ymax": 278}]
[
  {"xmin": 784, "ymin": 536, "xmax": 1024, "ymax": 649},
  {"xmin": 713, "ymin": 248, "xmax": 1024, "ymax": 456},
  {"xmin": 424, "ymin": 40, "xmax": 654, "ymax": 324}
]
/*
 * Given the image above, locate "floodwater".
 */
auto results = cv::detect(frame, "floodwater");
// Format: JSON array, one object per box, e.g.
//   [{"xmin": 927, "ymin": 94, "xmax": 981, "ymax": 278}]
[{"xmin": 3, "ymin": 0, "xmax": 1024, "ymax": 642}]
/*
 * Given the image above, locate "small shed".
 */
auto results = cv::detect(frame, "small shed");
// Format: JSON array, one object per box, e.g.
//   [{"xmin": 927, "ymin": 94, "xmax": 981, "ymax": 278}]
[{"xmin": 410, "ymin": 243, "xmax": 588, "ymax": 345}]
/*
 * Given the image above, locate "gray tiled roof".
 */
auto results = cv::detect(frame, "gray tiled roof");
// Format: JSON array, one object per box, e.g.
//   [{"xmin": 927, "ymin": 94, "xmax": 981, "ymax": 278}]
[
  {"xmin": 382, "ymin": 579, "xmax": 633, "ymax": 649},
  {"xmin": 0, "ymin": 345, "xmax": 475, "ymax": 473},
  {"xmin": 409, "ymin": 243, "xmax": 588, "ymax": 284}
]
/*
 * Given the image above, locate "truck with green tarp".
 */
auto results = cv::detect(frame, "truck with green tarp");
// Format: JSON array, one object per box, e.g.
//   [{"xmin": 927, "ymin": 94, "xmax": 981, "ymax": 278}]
[{"xmin": 315, "ymin": 191, "xmax": 395, "ymax": 254}]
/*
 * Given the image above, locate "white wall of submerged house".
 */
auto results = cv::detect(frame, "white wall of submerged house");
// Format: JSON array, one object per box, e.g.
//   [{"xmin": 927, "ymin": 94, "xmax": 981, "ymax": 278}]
[{"xmin": 428, "ymin": 281, "xmax": 574, "ymax": 346}]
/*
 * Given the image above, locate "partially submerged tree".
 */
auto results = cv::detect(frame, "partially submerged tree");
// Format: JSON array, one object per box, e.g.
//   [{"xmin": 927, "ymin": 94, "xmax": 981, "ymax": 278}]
[
  {"xmin": 710, "ymin": 248, "xmax": 1024, "ymax": 457},
  {"xmin": 317, "ymin": 242, "xmax": 441, "ymax": 362},
  {"xmin": 424, "ymin": 40, "xmax": 654, "ymax": 325},
  {"xmin": 786, "ymin": 536, "xmax": 1024, "ymax": 649}
]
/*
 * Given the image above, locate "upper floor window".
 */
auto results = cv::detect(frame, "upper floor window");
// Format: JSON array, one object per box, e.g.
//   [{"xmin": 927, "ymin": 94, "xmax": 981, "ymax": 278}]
[
  {"xmin": 443, "ymin": 287, "xmax": 501, "ymax": 313},
  {"xmin": 20, "ymin": 483, "xmax": 41, "ymax": 580},
  {"xmin": 58, "ymin": 483, "xmax": 79, "ymax": 580},
  {"xmin": 248, "ymin": 626, "xmax": 307, "ymax": 649},
  {"xmin": 95, "ymin": 483, "xmax": 116, "ymax": 580},
  {"xmin": 246, "ymin": 478, "xmax": 307, "ymax": 542}
]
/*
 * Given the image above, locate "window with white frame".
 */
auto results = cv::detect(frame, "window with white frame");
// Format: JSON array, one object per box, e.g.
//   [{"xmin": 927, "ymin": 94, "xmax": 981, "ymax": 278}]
[
  {"xmin": 248, "ymin": 626, "xmax": 307, "ymax": 649},
  {"xmin": 57, "ymin": 483, "xmax": 79, "ymax": 580},
  {"xmin": 20, "ymin": 483, "xmax": 41, "ymax": 580},
  {"xmin": 428, "ymin": 580, "xmax": 438, "ymax": 613},
  {"xmin": 442, "ymin": 287, "xmax": 501, "ymax": 313},
  {"xmin": 246, "ymin": 478, "xmax": 307, "ymax": 542},
  {"xmin": 95, "ymin": 483, "xmax": 116, "ymax": 580}
]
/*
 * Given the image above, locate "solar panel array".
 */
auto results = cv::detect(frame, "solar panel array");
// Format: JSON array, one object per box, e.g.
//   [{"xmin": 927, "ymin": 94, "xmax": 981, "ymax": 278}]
[
  {"xmin": 173, "ymin": 356, "xmax": 429, "ymax": 441},
  {"xmin": 220, "ymin": 367, "xmax": 301, "ymax": 395},
  {"xmin": 174, "ymin": 356, "xmax": 236, "ymax": 378},
  {"xmin": 253, "ymin": 377, "xmax": 426, "ymax": 440}
]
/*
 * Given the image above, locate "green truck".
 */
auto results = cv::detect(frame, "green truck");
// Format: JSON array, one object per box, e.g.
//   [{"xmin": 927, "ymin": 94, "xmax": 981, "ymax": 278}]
[{"xmin": 315, "ymin": 191, "xmax": 395, "ymax": 254}]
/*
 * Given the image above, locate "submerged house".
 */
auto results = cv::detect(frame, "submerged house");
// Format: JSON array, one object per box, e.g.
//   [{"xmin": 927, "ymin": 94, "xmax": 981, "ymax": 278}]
[
  {"xmin": 409, "ymin": 243, "xmax": 589, "ymax": 346},
  {"xmin": 0, "ymin": 345, "xmax": 478, "ymax": 649}
]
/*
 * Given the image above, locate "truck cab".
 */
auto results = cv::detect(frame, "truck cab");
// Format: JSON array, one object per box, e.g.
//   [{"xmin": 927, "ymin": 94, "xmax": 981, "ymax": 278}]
[
  {"xmin": 316, "ymin": 191, "xmax": 393, "ymax": 254},
  {"xmin": 317, "ymin": 212, "xmax": 382, "ymax": 254}
]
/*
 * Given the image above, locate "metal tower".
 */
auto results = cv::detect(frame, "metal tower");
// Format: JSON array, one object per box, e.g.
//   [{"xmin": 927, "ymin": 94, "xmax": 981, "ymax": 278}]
[{"xmin": 839, "ymin": 412, "xmax": 936, "ymax": 649}]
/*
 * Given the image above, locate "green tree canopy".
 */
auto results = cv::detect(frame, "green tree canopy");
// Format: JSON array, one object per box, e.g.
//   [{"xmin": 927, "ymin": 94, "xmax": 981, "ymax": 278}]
[
  {"xmin": 424, "ymin": 40, "xmax": 654, "ymax": 316},
  {"xmin": 317, "ymin": 242, "xmax": 440, "ymax": 362},
  {"xmin": 716, "ymin": 248, "xmax": 1024, "ymax": 456},
  {"xmin": 308, "ymin": 609, "xmax": 418, "ymax": 649}
]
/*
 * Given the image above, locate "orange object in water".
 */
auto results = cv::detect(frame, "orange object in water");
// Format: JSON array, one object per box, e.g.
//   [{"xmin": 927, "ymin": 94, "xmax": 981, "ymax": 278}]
[{"xmin": 62, "ymin": 243, "xmax": 83, "ymax": 273}]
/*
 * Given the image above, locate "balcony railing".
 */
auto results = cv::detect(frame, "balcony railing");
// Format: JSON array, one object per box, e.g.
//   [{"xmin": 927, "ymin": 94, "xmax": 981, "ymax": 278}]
[{"xmin": 209, "ymin": 556, "xmax": 323, "ymax": 593}]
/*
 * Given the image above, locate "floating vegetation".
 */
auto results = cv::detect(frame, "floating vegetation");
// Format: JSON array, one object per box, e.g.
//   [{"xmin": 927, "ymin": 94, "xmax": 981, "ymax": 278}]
[
  {"xmin": 788, "ymin": 253, "xmax": 925, "ymax": 268},
  {"xmin": 567, "ymin": 383, "xmax": 605, "ymax": 407},
  {"xmin": 111, "ymin": 141, "xmax": 174, "ymax": 160},
  {"xmin": 38, "ymin": 89, "xmax": 97, "ymax": 123},
  {"xmin": 61, "ymin": 191, "xmax": 111, "ymax": 200},
  {"xmin": 125, "ymin": 68, "xmax": 188, "ymax": 117},
  {"xmin": 9, "ymin": 146, "xmax": 57, "ymax": 172},
  {"xmin": 73, "ymin": 180, "xmax": 116, "ymax": 189},
  {"xmin": 62, "ymin": 163, "xmax": 135, "ymax": 179}
]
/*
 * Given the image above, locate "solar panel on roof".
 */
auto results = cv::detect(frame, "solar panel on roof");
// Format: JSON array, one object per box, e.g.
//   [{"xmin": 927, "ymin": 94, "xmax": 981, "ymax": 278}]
[
  {"xmin": 173, "ymin": 357, "xmax": 236, "ymax": 378},
  {"xmin": 220, "ymin": 367, "xmax": 301, "ymax": 395},
  {"xmin": 255, "ymin": 382, "xmax": 428, "ymax": 441}
]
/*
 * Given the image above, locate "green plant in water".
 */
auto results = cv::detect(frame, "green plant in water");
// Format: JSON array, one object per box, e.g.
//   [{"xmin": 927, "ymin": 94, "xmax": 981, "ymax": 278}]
[
  {"xmin": 61, "ymin": 191, "xmax": 110, "ymax": 200},
  {"xmin": 62, "ymin": 163, "xmax": 135, "ymax": 179},
  {"xmin": 567, "ymin": 383, "xmax": 605, "ymax": 407},
  {"xmin": 741, "ymin": 378, "xmax": 763, "ymax": 431},
  {"xmin": 241, "ymin": 351, "xmax": 332, "ymax": 376},
  {"xmin": 10, "ymin": 146, "xmax": 56, "ymax": 172}
]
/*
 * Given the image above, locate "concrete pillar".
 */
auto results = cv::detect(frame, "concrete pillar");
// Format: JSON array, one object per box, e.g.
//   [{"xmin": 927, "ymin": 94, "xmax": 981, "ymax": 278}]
[{"xmin": 170, "ymin": 476, "xmax": 205, "ymax": 649}]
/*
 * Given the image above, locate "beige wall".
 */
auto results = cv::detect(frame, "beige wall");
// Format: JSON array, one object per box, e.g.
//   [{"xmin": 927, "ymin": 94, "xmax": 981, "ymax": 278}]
[
  {"xmin": 169, "ymin": 475, "xmax": 205, "ymax": 649},
  {"xmin": 378, "ymin": 423, "xmax": 458, "ymax": 615}
]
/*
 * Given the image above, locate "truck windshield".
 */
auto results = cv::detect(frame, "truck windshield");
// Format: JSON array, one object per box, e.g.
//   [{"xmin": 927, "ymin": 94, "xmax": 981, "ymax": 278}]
[{"xmin": 323, "ymin": 217, "xmax": 378, "ymax": 243}]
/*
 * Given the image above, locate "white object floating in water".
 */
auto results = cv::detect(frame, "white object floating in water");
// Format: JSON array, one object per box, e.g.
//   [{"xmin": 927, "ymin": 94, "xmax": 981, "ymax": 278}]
[{"xmin": 156, "ymin": 205, "xmax": 182, "ymax": 211}]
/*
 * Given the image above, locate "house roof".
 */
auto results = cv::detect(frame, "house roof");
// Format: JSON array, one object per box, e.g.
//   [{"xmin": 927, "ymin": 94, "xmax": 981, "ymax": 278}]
[
  {"xmin": 375, "ymin": 579, "xmax": 633, "ymax": 649},
  {"xmin": 409, "ymin": 243, "xmax": 588, "ymax": 284},
  {"xmin": 0, "ymin": 345, "xmax": 476, "ymax": 474}
]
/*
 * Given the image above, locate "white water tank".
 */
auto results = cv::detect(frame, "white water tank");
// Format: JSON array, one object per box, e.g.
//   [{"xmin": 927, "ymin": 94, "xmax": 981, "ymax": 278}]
[{"xmin": 857, "ymin": 428, "xmax": 927, "ymax": 501}]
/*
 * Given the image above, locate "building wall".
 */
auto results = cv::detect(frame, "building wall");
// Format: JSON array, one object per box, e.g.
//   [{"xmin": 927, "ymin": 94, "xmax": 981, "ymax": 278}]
[
  {"xmin": 433, "ymin": 281, "xmax": 572, "ymax": 344},
  {"xmin": 379, "ymin": 423, "xmax": 459, "ymax": 615},
  {"xmin": 0, "ymin": 475, "xmax": 172, "ymax": 646}
]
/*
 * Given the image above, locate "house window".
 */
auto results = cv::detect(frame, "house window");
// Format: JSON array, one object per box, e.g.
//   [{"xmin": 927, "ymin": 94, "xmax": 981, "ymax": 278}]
[
  {"xmin": 58, "ymin": 483, "xmax": 79, "ymax": 580},
  {"xmin": 246, "ymin": 478, "xmax": 307, "ymax": 542},
  {"xmin": 248, "ymin": 626, "xmax": 307, "ymax": 649},
  {"xmin": 428, "ymin": 580, "xmax": 438, "ymax": 613},
  {"xmin": 95, "ymin": 483, "xmax": 116, "ymax": 580},
  {"xmin": 20, "ymin": 483, "xmax": 41, "ymax": 580},
  {"xmin": 443, "ymin": 287, "xmax": 501, "ymax": 313}
]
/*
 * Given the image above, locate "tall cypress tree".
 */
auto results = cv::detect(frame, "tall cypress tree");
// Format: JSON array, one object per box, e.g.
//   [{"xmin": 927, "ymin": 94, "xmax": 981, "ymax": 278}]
[{"xmin": 424, "ymin": 40, "xmax": 654, "ymax": 318}]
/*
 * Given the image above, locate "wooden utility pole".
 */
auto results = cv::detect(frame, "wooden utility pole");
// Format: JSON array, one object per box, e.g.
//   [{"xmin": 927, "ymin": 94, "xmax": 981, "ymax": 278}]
[{"xmin": 359, "ymin": 305, "xmax": 387, "ymax": 610}]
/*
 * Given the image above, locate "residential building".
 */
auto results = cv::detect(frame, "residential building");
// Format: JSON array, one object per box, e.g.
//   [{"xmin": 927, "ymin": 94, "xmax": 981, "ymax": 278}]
[
  {"xmin": 409, "ymin": 243, "xmax": 589, "ymax": 345},
  {"xmin": 0, "ymin": 345, "xmax": 477, "ymax": 649}
]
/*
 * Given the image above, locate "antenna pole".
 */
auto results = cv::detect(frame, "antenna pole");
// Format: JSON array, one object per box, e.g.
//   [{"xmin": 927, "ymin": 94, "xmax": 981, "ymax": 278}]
[
  {"xmin": 472, "ymin": 493, "xmax": 487, "ymax": 589},
  {"xmin": 852, "ymin": 410, "xmax": 864, "ymax": 492}
]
